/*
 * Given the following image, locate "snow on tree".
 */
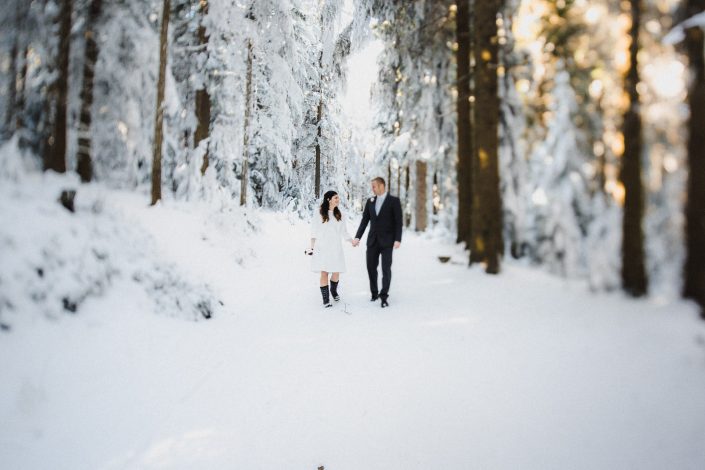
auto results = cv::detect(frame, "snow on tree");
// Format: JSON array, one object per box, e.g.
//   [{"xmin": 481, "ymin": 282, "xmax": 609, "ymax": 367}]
[{"xmin": 525, "ymin": 65, "xmax": 592, "ymax": 277}]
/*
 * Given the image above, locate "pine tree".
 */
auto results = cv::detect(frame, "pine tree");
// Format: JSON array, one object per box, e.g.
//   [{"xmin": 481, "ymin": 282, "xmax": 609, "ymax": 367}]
[
  {"xmin": 683, "ymin": 0, "xmax": 705, "ymax": 315},
  {"xmin": 151, "ymin": 0, "xmax": 171, "ymax": 205},
  {"xmin": 44, "ymin": 0, "xmax": 73, "ymax": 174},
  {"xmin": 196, "ymin": 0, "xmax": 211, "ymax": 176},
  {"xmin": 76, "ymin": 0, "xmax": 103, "ymax": 183},
  {"xmin": 240, "ymin": 37, "xmax": 253, "ymax": 207},
  {"xmin": 526, "ymin": 66, "xmax": 592, "ymax": 277},
  {"xmin": 415, "ymin": 160, "xmax": 428, "ymax": 231},
  {"xmin": 473, "ymin": 0, "xmax": 503, "ymax": 273},
  {"xmin": 455, "ymin": 0, "xmax": 473, "ymax": 247},
  {"xmin": 315, "ymin": 48, "xmax": 323, "ymax": 199},
  {"xmin": 15, "ymin": 41, "xmax": 29, "ymax": 134},
  {"xmin": 620, "ymin": 0, "xmax": 647, "ymax": 296}
]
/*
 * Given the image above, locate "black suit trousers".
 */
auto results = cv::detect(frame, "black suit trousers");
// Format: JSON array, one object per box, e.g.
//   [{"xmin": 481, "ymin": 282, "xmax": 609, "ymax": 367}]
[{"xmin": 366, "ymin": 241, "xmax": 393, "ymax": 298}]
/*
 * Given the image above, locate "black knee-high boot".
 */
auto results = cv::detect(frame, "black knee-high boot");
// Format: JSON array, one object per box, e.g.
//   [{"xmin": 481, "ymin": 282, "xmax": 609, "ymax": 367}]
[
  {"xmin": 330, "ymin": 280, "xmax": 340, "ymax": 301},
  {"xmin": 320, "ymin": 285, "xmax": 332, "ymax": 307}
]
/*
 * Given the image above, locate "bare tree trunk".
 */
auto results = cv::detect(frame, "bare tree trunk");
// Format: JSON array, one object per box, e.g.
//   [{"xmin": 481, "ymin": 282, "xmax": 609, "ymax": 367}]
[
  {"xmin": 620, "ymin": 0, "xmax": 647, "ymax": 296},
  {"xmin": 315, "ymin": 50, "xmax": 323, "ymax": 199},
  {"xmin": 415, "ymin": 160, "xmax": 428, "ymax": 232},
  {"xmin": 404, "ymin": 164, "xmax": 411, "ymax": 226},
  {"xmin": 456, "ymin": 0, "xmax": 473, "ymax": 247},
  {"xmin": 44, "ymin": 0, "xmax": 72, "ymax": 173},
  {"xmin": 388, "ymin": 161, "xmax": 393, "ymax": 194},
  {"xmin": 16, "ymin": 44, "xmax": 28, "ymax": 132},
  {"xmin": 151, "ymin": 0, "xmax": 170, "ymax": 206},
  {"xmin": 76, "ymin": 0, "xmax": 102, "ymax": 183},
  {"xmin": 473, "ymin": 0, "xmax": 502, "ymax": 274},
  {"xmin": 314, "ymin": 102, "xmax": 322, "ymax": 197},
  {"xmin": 196, "ymin": 0, "xmax": 211, "ymax": 175},
  {"xmin": 432, "ymin": 171, "xmax": 439, "ymax": 216},
  {"xmin": 240, "ymin": 38, "xmax": 253, "ymax": 206},
  {"xmin": 683, "ymin": 0, "xmax": 705, "ymax": 316}
]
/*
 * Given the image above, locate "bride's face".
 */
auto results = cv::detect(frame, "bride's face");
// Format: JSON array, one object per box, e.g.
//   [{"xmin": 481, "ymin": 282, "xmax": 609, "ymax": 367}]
[{"xmin": 329, "ymin": 195, "xmax": 340, "ymax": 208}]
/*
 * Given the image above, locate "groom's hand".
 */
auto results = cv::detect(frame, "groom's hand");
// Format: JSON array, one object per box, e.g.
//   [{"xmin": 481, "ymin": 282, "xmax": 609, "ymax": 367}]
[
  {"xmin": 352, "ymin": 238, "xmax": 360, "ymax": 247},
  {"xmin": 394, "ymin": 241, "xmax": 401, "ymax": 249}
]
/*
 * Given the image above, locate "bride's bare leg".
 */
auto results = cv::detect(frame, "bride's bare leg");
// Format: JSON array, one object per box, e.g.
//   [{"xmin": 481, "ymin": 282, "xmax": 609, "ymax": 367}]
[
  {"xmin": 320, "ymin": 271, "xmax": 329, "ymax": 286},
  {"xmin": 331, "ymin": 272, "xmax": 340, "ymax": 282}
]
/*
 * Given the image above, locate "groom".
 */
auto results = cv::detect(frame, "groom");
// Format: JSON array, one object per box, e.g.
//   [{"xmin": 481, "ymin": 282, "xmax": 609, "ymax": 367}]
[{"xmin": 352, "ymin": 177, "xmax": 402, "ymax": 308}]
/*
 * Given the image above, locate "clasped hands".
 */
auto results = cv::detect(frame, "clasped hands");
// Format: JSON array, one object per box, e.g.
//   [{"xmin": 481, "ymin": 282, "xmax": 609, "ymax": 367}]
[{"xmin": 351, "ymin": 239, "xmax": 401, "ymax": 249}]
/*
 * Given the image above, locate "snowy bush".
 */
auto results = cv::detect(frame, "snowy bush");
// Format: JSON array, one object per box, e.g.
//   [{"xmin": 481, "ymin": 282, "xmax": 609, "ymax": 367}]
[{"xmin": 0, "ymin": 141, "xmax": 223, "ymax": 330}]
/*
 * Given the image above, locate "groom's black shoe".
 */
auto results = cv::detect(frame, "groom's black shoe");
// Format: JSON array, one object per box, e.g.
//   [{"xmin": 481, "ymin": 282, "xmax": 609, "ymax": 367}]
[
  {"xmin": 370, "ymin": 293, "xmax": 379, "ymax": 301},
  {"xmin": 380, "ymin": 295, "xmax": 389, "ymax": 308}
]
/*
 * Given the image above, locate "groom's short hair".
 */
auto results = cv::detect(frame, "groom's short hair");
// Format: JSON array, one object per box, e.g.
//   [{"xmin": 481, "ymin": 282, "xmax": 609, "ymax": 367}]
[{"xmin": 372, "ymin": 177, "xmax": 386, "ymax": 187}]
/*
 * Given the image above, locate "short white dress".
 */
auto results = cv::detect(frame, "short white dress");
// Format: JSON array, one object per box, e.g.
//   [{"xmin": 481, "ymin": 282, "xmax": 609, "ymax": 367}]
[{"xmin": 311, "ymin": 210, "xmax": 352, "ymax": 273}]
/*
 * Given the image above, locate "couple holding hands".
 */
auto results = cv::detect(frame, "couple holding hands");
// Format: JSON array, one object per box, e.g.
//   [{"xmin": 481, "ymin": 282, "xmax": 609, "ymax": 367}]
[{"xmin": 308, "ymin": 177, "xmax": 402, "ymax": 309}]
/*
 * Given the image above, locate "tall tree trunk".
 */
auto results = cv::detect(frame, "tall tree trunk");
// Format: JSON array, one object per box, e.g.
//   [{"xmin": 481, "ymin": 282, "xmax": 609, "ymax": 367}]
[
  {"xmin": 455, "ymin": 0, "xmax": 473, "ymax": 247},
  {"xmin": 196, "ymin": 0, "xmax": 211, "ymax": 175},
  {"xmin": 683, "ymin": 0, "xmax": 705, "ymax": 316},
  {"xmin": 415, "ymin": 160, "xmax": 428, "ymax": 231},
  {"xmin": 432, "ymin": 171, "xmax": 439, "ymax": 216},
  {"xmin": 315, "ymin": 50, "xmax": 323, "ymax": 199},
  {"xmin": 76, "ymin": 0, "xmax": 102, "ymax": 183},
  {"xmin": 240, "ymin": 38, "xmax": 253, "ymax": 206},
  {"xmin": 620, "ymin": 0, "xmax": 647, "ymax": 296},
  {"xmin": 16, "ymin": 44, "xmax": 29, "ymax": 132},
  {"xmin": 397, "ymin": 165, "xmax": 402, "ymax": 197},
  {"xmin": 44, "ymin": 0, "xmax": 72, "ymax": 173},
  {"xmin": 473, "ymin": 0, "xmax": 502, "ymax": 274},
  {"xmin": 314, "ymin": 101, "xmax": 322, "ymax": 197},
  {"xmin": 404, "ymin": 164, "xmax": 411, "ymax": 226},
  {"xmin": 386, "ymin": 158, "xmax": 392, "ymax": 192},
  {"xmin": 151, "ymin": 0, "xmax": 170, "ymax": 206}
]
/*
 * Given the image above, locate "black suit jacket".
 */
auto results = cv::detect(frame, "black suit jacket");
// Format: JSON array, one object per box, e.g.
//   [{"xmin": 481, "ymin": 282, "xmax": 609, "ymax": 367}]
[{"xmin": 355, "ymin": 194, "xmax": 403, "ymax": 248}]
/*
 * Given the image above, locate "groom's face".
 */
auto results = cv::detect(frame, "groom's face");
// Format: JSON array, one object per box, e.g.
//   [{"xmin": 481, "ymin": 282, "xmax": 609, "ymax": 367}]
[{"xmin": 371, "ymin": 181, "xmax": 385, "ymax": 196}]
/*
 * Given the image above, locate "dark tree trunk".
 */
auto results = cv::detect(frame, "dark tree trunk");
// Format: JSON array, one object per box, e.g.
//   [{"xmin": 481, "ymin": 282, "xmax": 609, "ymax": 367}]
[
  {"xmin": 195, "ymin": 87, "xmax": 211, "ymax": 174},
  {"xmin": 196, "ymin": 0, "xmax": 211, "ymax": 175},
  {"xmin": 76, "ymin": 0, "xmax": 103, "ymax": 183},
  {"xmin": 620, "ymin": 0, "xmax": 647, "ymax": 296},
  {"xmin": 415, "ymin": 160, "xmax": 428, "ymax": 232},
  {"xmin": 388, "ymin": 162, "xmax": 393, "ymax": 195},
  {"xmin": 44, "ymin": 0, "xmax": 72, "ymax": 173},
  {"xmin": 16, "ymin": 44, "xmax": 28, "ymax": 132},
  {"xmin": 151, "ymin": 0, "xmax": 170, "ymax": 206},
  {"xmin": 473, "ymin": 0, "xmax": 502, "ymax": 274},
  {"xmin": 456, "ymin": 0, "xmax": 473, "ymax": 247},
  {"xmin": 432, "ymin": 171, "xmax": 439, "ymax": 216},
  {"xmin": 240, "ymin": 38, "xmax": 253, "ymax": 206},
  {"xmin": 404, "ymin": 164, "xmax": 411, "ymax": 227},
  {"xmin": 315, "ymin": 50, "xmax": 323, "ymax": 199},
  {"xmin": 683, "ymin": 0, "xmax": 705, "ymax": 316},
  {"xmin": 314, "ymin": 101, "xmax": 322, "ymax": 198}
]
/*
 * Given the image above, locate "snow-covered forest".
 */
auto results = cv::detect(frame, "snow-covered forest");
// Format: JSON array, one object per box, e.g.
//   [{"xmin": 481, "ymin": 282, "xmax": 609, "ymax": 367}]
[{"xmin": 1, "ymin": 0, "xmax": 705, "ymax": 468}]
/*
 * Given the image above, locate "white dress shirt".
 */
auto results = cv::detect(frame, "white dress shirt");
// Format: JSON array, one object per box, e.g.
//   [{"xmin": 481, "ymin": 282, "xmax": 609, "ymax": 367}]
[{"xmin": 375, "ymin": 192, "xmax": 387, "ymax": 215}]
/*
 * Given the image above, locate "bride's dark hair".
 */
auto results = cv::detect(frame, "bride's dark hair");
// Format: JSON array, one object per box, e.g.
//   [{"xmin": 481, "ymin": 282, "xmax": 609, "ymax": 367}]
[{"xmin": 320, "ymin": 190, "xmax": 342, "ymax": 223}]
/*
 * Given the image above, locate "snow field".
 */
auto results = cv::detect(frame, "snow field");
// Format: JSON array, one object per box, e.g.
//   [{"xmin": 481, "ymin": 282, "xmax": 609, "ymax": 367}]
[{"xmin": 1, "ymin": 182, "xmax": 705, "ymax": 469}]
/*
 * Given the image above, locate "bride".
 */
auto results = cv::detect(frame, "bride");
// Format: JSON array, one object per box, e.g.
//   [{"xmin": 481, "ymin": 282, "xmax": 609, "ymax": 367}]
[{"xmin": 308, "ymin": 190, "xmax": 354, "ymax": 307}]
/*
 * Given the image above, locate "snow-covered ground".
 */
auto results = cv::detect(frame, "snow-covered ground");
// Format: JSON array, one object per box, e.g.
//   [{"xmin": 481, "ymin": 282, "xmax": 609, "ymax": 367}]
[{"xmin": 2, "ymin": 176, "xmax": 705, "ymax": 470}]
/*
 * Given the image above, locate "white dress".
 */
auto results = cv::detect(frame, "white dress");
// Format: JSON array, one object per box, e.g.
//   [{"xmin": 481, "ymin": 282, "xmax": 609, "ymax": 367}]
[{"xmin": 310, "ymin": 210, "xmax": 352, "ymax": 273}]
